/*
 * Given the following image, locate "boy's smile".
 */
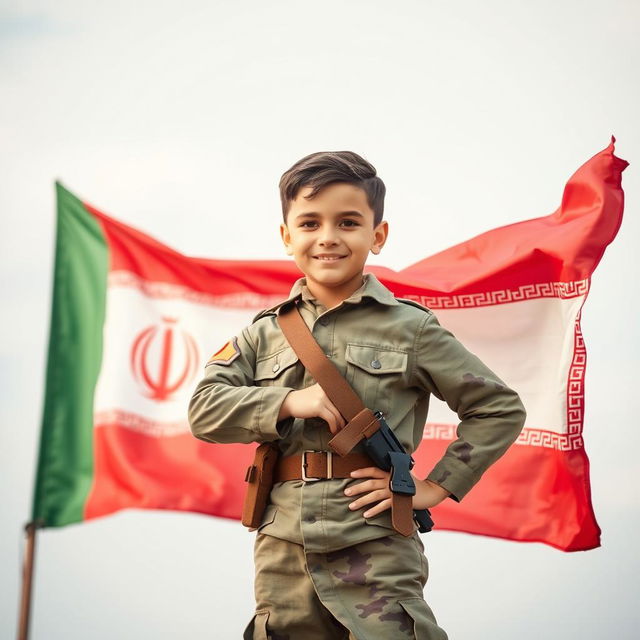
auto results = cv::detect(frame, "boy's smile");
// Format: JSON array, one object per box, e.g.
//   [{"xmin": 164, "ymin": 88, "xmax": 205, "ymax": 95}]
[{"xmin": 280, "ymin": 183, "xmax": 388, "ymax": 309}]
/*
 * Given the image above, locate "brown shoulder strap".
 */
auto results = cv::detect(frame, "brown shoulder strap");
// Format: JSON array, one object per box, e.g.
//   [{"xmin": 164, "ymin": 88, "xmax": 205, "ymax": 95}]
[
  {"xmin": 276, "ymin": 303, "xmax": 365, "ymax": 421},
  {"xmin": 277, "ymin": 303, "xmax": 381, "ymax": 456}
]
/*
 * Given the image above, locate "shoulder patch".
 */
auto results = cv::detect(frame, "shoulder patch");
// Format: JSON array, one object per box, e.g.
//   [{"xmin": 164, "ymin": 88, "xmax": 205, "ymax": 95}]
[
  {"xmin": 207, "ymin": 337, "xmax": 241, "ymax": 366},
  {"xmin": 395, "ymin": 297, "xmax": 432, "ymax": 313}
]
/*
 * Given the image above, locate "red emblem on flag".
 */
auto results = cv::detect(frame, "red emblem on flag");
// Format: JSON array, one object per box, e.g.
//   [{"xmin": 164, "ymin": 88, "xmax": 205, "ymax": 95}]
[{"xmin": 130, "ymin": 317, "xmax": 199, "ymax": 402}]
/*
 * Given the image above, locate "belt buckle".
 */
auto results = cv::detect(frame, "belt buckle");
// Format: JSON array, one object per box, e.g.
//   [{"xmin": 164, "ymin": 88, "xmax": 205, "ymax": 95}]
[{"xmin": 302, "ymin": 450, "xmax": 333, "ymax": 482}]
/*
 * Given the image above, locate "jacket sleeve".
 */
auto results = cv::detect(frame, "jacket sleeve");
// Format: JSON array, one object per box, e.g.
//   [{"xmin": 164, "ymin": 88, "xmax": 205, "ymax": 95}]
[
  {"xmin": 412, "ymin": 311, "xmax": 527, "ymax": 502},
  {"xmin": 188, "ymin": 325, "xmax": 294, "ymax": 444}
]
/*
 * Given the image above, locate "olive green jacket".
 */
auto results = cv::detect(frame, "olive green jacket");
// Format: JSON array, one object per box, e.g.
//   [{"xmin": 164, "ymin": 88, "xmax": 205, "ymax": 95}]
[{"xmin": 188, "ymin": 273, "xmax": 526, "ymax": 552}]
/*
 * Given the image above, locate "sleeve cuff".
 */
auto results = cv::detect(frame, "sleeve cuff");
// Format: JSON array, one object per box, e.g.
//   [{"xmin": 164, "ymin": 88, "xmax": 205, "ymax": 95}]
[
  {"xmin": 254, "ymin": 387, "xmax": 295, "ymax": 440},
  {"xmin": 426, "ymin": 456, "xmax": 483, "ymax": 502}
]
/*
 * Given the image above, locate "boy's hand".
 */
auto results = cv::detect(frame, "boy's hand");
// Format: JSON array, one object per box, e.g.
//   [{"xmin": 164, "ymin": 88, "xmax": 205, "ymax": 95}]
[
  {"xmin": 277, "ymin": 383, "xmax": 346, "ymax": 434},
  {"xmin": 344, "ymin": 467, "xmax": 451, "ymax": 518}
]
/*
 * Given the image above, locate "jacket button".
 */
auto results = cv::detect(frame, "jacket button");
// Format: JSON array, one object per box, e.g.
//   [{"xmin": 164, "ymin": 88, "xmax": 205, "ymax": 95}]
[
  {"xmin": 371, "ymin": 359, "xmax": 381, "ymax": 369},
  {"xmin": 272, "ymin": 363, "xmax": 280, "ymax": 373},
  {"xmin": 319, "ymin": 316, "xmax": 329, "ymax": 326}
]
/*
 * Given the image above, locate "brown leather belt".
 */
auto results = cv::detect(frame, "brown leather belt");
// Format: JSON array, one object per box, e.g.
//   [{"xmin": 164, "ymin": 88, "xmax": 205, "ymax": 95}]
[{"xmin": 274, "ymin": 451, "xmax": 374, "ymax": 483}]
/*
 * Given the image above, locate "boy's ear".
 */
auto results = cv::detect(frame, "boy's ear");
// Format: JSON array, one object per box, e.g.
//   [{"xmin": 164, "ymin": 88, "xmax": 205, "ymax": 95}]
[
  {"xmin": 280, "ymin": 223, "xmax": 294, "ymax": 255},
  {"xmin": 370, "ymin": 220, "xmax": 389, "ymax": 255}
]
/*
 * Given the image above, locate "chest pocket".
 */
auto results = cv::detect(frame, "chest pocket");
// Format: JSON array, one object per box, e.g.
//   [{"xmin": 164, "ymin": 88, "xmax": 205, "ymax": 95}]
[
  {"xmin": 255, "ymin": 347, "xmax": 300, "ymax": 387},
  {"xmin": 345, "ymin": 343, "xmax": 408, "ymax": 410}
]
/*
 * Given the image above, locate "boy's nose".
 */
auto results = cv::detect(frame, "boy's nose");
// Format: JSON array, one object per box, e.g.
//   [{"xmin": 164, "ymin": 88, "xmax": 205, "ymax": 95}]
[{"xmin": 318, "ymin": 229, "xmax": 339, "ymax": 246}]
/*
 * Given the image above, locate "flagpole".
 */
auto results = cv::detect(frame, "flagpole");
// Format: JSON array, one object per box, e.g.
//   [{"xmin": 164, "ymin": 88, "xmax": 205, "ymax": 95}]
[{"xmin": 17, "ymin": 521, "xmax": 39, "ymax": 640}]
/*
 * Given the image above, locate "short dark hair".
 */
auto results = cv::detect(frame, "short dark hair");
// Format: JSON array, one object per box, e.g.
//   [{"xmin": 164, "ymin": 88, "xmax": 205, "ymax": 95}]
[{"xmin": 279, "ymin": 151, "xmax": 386, "ymax": 226}]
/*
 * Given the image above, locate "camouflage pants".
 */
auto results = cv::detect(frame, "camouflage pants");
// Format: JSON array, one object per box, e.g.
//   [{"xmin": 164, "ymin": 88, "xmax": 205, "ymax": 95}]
[{"xmin": 243, "ymin": 532, "xmax": 448, "ymax": 640}]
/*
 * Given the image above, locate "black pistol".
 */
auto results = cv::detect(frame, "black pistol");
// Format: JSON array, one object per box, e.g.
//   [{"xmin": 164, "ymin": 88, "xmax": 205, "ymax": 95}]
[{"xmin": 363, "ymin": 411, "xmax": 434, "ymax": 533}]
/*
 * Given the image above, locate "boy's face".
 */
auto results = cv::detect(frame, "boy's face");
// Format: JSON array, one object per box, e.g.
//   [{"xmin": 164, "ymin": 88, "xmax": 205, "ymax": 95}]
[{"xmin": 280, "ymin": 182, "xmax": 388, "ymax": 306}]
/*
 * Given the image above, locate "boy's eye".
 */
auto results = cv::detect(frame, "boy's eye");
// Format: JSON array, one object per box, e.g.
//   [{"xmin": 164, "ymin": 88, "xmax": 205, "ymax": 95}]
[{"xmin": 298, "ymin": 219, "xmax": 359, "ymax": 228}]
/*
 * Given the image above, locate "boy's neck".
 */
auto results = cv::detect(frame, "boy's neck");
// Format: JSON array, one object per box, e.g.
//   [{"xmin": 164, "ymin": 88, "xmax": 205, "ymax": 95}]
[{"xmin": 304, "ymin": 273, "xmax": 366, "ymax": 310}]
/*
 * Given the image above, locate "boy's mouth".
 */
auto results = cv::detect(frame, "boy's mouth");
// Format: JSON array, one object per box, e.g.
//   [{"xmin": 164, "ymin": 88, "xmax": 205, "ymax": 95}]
[{"xmin": 313, "ymin": 254, "xmax": 347, "ymax": 261}]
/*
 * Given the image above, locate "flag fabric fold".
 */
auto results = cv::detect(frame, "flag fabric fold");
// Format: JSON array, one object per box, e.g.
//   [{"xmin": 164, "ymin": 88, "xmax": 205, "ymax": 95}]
[{"xmin": 33, "ymin": 138, "xmax": 627, "ymax": 551}]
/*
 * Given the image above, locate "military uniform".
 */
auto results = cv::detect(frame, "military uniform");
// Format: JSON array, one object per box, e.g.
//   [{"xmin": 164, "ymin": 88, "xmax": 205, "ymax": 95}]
[{"xmin": 189, "ymin": 273, "xmax": 527, "ymax": 639}]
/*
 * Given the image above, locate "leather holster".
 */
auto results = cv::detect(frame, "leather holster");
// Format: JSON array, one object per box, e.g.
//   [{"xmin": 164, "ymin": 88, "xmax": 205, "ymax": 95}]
[{"xmin": 241, "ymin": 442, "xmax": 280, "ymax": 529}]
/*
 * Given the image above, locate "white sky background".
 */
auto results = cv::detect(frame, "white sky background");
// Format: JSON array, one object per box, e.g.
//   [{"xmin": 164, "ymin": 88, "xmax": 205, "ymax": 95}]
[{"xmin": 1, "ymin": 0, "xmax": 639, "ymax": 637}]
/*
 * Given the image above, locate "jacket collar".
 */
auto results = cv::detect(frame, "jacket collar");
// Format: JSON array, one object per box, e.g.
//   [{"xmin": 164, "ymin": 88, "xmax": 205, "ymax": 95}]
[{"xmin": 280, "ymin": 272, "xmax": 399, "ymax": 311}]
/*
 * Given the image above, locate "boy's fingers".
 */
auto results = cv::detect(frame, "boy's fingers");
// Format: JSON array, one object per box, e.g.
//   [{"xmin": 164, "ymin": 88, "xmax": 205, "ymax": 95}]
[
  {"xmin": 327, "ymin": 403, "xmax": 344, "ymax": 431},
  {"xmin": 336, "ymin": 406, "xmax": 346, "ymax": 429},
  {"xmin": 321, "ymin": 407, "xmax": 338, "ymax": 434},
  {"xmin": 350, "ymin": 467, "xmax": 388, "ymax": 479},
  {"xmin": 348, "ymin": 489, "xmax": 390, "ymax": 511},
  {"xmin": 345, "ymin": 479, "xmax": 386, "ymax": 495},
  {"xmin": 323, "ymin": 404, "xmax": 342, "ymax": 434},
  {"xmin": 317, "ymin": 387, "xmax": 345, "ymax": 429},
  {"xmin": 363, "ymin": 498, "xmax": 392, "ymax": 518}
]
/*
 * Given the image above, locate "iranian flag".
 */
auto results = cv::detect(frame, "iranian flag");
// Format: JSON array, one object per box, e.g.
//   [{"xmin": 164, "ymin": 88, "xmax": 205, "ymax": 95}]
[{"xmin": 33, "ymin": 138, "xmax": 627, "ymax": 552}]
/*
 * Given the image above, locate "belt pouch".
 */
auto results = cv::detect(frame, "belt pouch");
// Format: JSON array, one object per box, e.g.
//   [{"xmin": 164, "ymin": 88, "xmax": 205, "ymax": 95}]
[{"xmin": 241, "ymin": 442, "xmax": 280, "ymax": 529}]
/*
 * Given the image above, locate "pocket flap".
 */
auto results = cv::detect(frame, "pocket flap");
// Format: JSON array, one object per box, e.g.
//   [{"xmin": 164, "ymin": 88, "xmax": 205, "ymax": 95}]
[
  {"xmin": 258, "ymin": 504, "xmax": 278, "ymax": 530},
  {"xmin": 399, "ymin": 597, "xmax": 445, "ymax": 639},
  {"xmin": 362, "ymin": 510, "xmax": 417, "ymax": 536},
  {"xmin": 255, "ymin": 347, "xmax": 299, "ymax": 381},
  {"xmin": 345, "ymin": 344, "xmax": 408, "ymax": 374},
  {"xmin": 242, "ymin": 609, "xmax": 270, "ymax": 640}
]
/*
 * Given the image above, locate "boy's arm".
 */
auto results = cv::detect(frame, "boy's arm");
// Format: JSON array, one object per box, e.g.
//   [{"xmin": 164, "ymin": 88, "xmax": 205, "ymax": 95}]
[
  {"xmin": 413, "ymin": 311, "xmax": 527, "ymax": 502},
  {"xmin": 188, "ymin": 326, "xmax": 294, "ymax": 444}
]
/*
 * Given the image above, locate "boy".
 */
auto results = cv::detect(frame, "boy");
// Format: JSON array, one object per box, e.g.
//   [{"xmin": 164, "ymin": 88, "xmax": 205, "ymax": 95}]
[{"xmin": 188, "ymin": 151, "xmax": 527, "ymax": 639}]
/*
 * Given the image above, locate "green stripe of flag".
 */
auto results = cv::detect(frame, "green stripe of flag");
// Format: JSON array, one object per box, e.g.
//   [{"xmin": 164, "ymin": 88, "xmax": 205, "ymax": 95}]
[{"xmin": 32, "ymin": 182, "xmax": 108, "ymax": 527}]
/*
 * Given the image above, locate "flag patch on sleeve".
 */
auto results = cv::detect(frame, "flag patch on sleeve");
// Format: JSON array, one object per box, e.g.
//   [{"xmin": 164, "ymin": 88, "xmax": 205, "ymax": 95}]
[{"xmin": 207, "ymin": 337, "xmax": 240, "ymax": 366}]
